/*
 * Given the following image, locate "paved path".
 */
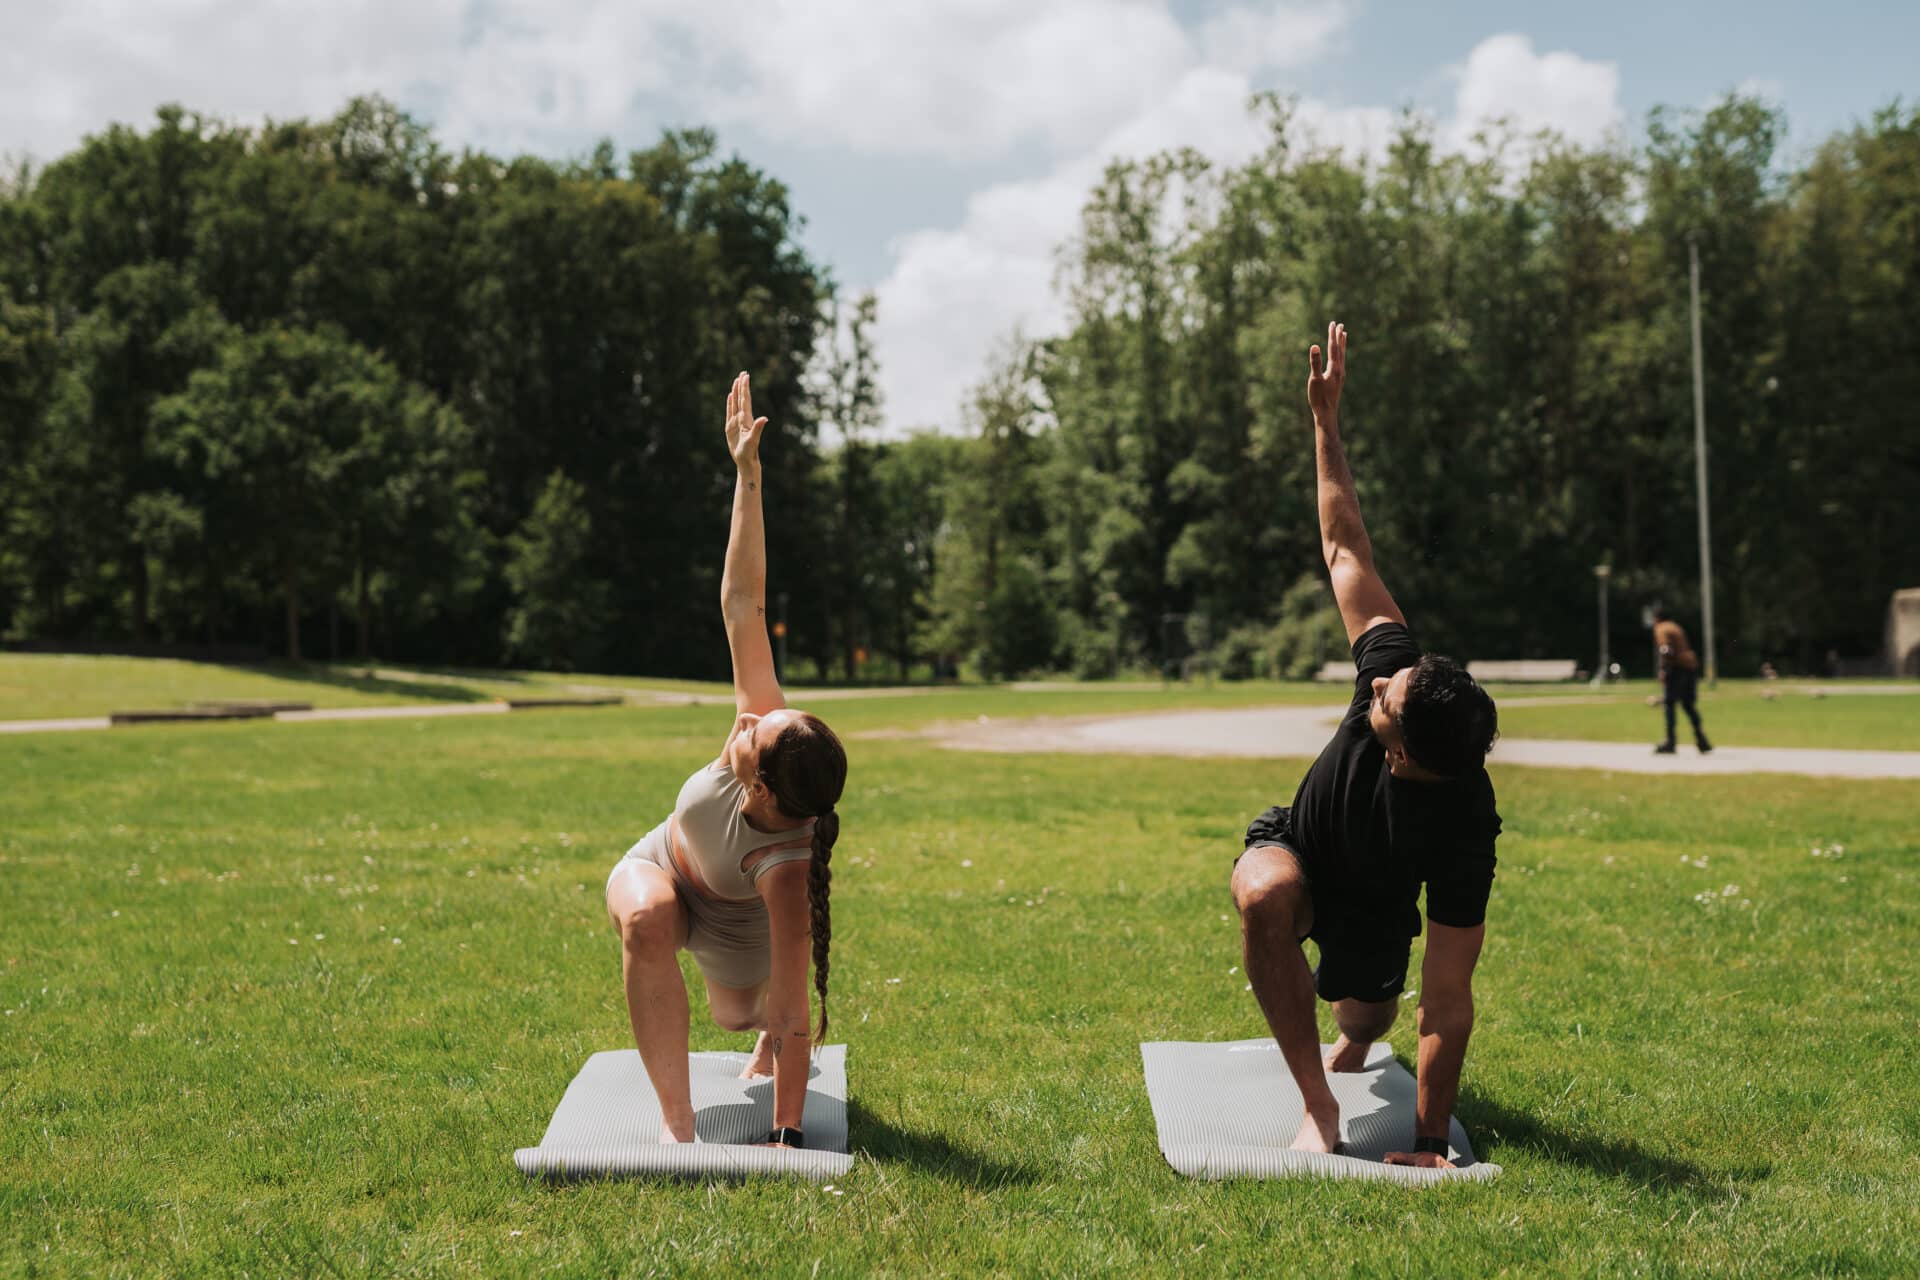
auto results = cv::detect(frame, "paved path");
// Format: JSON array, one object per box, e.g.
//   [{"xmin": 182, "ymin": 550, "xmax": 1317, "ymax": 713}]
[{"xmin": 933, "ymin": 706, "xmax": 1920, "ymax": 780}]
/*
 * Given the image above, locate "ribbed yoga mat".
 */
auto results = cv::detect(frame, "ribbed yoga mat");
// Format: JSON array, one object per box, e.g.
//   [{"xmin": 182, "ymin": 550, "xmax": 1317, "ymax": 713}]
[
  {"xmin": 515, "ymin": 1045, "xmax": 854, "ymax": 1181},
  {"xmin": 1140, "ymin": 1039, "xmax": 1501, "ymax": 1184}
]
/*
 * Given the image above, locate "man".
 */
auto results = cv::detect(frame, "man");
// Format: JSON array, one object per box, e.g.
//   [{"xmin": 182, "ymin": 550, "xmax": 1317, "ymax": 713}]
[
  {"xmin": 1230, "ymin": 322, "xmax": 1501, "ymax": 1169},
  {"xmin": 1651, "ymin": 607, "xmax": 1711, "ymax": 754}
]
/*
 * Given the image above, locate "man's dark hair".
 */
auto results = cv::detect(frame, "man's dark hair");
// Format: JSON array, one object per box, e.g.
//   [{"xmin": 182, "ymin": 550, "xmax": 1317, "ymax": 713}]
[
  {"xmin": 1398, "ymin": 655, "xmax": 1498, "ymax": 779},
  {"xmin": 1651, "ymin": 605, "xmax": 1671, "ymax": 623}
]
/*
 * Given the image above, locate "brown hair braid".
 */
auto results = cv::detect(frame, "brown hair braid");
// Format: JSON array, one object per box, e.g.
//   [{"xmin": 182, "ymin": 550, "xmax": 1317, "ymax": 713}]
[{"xmin": 757, "ymin": 712, "xmax": 847, "ymax": 1042}]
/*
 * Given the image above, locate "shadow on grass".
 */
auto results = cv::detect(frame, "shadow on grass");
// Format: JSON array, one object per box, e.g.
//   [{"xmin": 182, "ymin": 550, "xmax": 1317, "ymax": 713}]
[
  {"xmin": 848, "ymin": 1100, "xmax": 1039, "ymax": 1187},
  {"xmin": 250, "ymin": 661, "xmax": 500, "ymax": 704},
  {"xmin": 1456, "ymin": 1087, "xmax": 1769, "ymax": 1197}
]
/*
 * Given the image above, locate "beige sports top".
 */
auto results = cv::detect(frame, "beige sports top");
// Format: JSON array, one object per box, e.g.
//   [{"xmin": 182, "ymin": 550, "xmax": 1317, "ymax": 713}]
[{"xmin": 667, "ymin": 760, "xmax": 815, "ymax": 902}]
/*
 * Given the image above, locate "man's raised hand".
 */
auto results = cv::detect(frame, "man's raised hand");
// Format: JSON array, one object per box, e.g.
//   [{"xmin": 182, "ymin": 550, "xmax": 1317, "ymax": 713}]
[
  {"xmin": 1308, "ymin": 320, "xmax": 1346, "ymax": 425},
  {"xmin": 726, "ymin": 371, "xmax": 769, "ymax": 470}
]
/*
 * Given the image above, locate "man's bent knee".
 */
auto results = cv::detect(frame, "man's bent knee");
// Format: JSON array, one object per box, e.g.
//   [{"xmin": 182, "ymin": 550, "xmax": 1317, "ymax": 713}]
[{"xmin": 1232, "ymin": 847, "xmax": 1311, "ymax": 935}]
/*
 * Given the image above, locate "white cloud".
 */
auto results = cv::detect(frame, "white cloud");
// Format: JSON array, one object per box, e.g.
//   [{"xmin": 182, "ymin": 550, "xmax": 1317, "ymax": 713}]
[
  {"xmin": 0, "ymin": 5, "xmax": 1625, "ymax": 444},
  {"xmin": 689, "ymin": 0, "xmax": 1194, "ymax": 158},
  {"xmin": 1446, "ymin": 33, "xmax": 1622, "ymax": 153},
  {"xmin": 1197, "ymin": 4, "xmax": 1349, "ymax": 77},
  {"xmin": 867, "ymin": 6, "xmax": 1364, "ymax": 430},
  {"xmin": 872, "ymin": 30, "xmax": 1622, "ymax": 434},
  {"xmin": 1, "ymin": 1, "xmax": 1350, "ymax": 167}
]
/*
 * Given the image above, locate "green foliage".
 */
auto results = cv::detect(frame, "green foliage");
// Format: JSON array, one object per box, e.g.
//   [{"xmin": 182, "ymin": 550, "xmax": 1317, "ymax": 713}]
[
  {"xmin": 503, "ymin": 471, "xmax": 607, "ymax": 671},
  {"xmin": 0, "ymin": 98, "xmax": 830, "ymax": 671},
  {"xmin": 1213, "ymin": 573, "xmax": 1342, "ymax": 680},
  {"xmin": 967, "ymin": 94, "xmax": 1920, "ymax": 677},
  {"xmin": 7, "ymin": 92, "xmax": 1920, "ymax": 679}
]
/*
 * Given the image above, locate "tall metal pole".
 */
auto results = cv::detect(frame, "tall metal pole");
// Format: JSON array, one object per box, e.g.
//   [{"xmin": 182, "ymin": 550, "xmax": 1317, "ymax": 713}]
[
  {"xmin": 1593, "ymin": 564, "xmax": 1611, "ymax": 686},
  {"xmin": 1688, "ymin": 236, "xmax": 1718, "ymax": 686}
]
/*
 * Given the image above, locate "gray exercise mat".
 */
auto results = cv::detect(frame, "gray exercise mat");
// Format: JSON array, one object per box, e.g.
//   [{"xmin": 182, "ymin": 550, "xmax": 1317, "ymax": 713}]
[
  {"xmin": 515, "ymin": 1045, "xmax": 854, "ymax": 1181},
  {"xmin": 1140, "ymin": 1039, "xmax": 1501, "ymax": 1184}
]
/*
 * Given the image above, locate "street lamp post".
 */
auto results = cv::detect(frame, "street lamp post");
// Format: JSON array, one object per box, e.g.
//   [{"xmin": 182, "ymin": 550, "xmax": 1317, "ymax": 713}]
[
  {"xmin": 1593, "ymin": 564, "xmax": 1612, "ymax": 686},
  {"xmin": 1688, "ymin": 235, "xmax": 1718, "ymax": 686}
]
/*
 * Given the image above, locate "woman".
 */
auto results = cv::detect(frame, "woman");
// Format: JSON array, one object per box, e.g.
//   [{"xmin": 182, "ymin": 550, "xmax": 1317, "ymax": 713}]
[{"xmin": 605, "ymin": 371, "xmax": 847, "ymax": 1148}]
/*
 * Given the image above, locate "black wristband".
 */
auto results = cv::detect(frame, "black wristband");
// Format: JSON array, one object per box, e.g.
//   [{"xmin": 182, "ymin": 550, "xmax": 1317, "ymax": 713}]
[
  {"xmin": 1413, "ymin": 1135, "xmax": 1450, "ymax": 1156},
  {"xmin": 767, "ymin": 1127, "xmax": 805, "ymax": 1149}
]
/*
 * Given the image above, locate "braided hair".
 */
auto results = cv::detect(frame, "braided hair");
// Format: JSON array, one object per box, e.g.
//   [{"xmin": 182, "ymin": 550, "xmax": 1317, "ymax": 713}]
[{"xmin": 757, "ymin": 712, "xmax": 847, "ymax": 1041}]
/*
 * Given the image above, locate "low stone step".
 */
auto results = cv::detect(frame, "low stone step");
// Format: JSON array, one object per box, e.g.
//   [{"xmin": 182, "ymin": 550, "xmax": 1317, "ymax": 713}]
[
  {"xmin": 110, "ymin": 706, "xmax": 277, "ymax": 725},
  {"xmin": 503, "ymin": 696, "xmax": 625, "ymax": 710}
]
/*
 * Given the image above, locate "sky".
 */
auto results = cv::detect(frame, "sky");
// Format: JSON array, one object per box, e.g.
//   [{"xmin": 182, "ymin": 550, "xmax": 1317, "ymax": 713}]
[{"xmin": 4, "ymin": 0, "xmax": 1915, "ymax": 436}]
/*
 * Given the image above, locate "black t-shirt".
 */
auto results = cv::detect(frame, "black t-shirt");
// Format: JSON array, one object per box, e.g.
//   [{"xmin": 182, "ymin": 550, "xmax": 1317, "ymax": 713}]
[{"xmin": 1288, "ymin": 622, "xmax": 1500, "ymax": 942}]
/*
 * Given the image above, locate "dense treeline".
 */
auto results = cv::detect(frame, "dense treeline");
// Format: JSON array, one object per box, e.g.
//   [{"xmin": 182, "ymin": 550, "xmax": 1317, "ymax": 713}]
[
  {"xmin": 918, "ymin": 95, "xmax": 1920, "ymax": 678},
  {"xmin": 0, "ymin": 99, "xmax": 864, "ymax": 676},
  {"xmin": 3, "ymin": 95, "xmax": 1916, "ymax": 679}
]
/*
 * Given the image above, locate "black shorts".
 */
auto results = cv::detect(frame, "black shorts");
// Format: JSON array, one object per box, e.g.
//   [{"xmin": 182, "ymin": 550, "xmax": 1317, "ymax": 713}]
[
  {"xmin": 1665, "ymin": 667, "xmax": 1699, "ymax": 706},
  {"xmin": 1240, "ymin": 806, "xmax": 1412, "ymax": 1003}
]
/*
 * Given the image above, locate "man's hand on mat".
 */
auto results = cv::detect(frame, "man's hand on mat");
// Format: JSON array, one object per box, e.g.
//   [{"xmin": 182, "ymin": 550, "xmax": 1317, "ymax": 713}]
[
  {"xmin": 1383, "ymin": 1150, "xmax": 1455, "ymax": 1169},
  {"xmin": 725, "ymin": 371, "xmax": 768, "ymax": 469}
]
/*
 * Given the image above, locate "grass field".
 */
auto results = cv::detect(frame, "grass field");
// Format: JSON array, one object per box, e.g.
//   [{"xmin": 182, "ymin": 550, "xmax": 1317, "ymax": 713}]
[
  {"xmin": 1491, "ymin": 682, "xmax": 1920, "ymax": 752},
  {"xmin": 4, "ymin": 683, "xmax": 1918, "ymax": 1275},
  {"xmin": 6, "ymin": 653, "xmax": 1915, "ymax": 755}
]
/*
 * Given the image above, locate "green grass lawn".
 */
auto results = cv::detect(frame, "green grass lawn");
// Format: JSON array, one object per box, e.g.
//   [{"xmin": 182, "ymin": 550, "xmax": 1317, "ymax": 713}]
[
  {"xmin": 4, "ymin": 692, "xmax": 1916, "ymax": 1276},
  {"xmin": 0, "ymin": 654, "xmax": 741, "ymax": 721},
  {"xmin": 1492, "ymin": 681, "xmax": 1920, "ymax": 752}
]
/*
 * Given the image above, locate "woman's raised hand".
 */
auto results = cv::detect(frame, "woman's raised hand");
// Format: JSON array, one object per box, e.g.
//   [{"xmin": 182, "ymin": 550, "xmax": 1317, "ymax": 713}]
[{"xmin": 725, "ymin": 371, "xmax": 769, "ymax": 470}]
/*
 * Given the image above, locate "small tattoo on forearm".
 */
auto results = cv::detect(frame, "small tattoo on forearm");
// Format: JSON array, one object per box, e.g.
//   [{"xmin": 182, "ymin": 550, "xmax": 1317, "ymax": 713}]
[
  {"xmin": 756, "ymin": 606, "xmax": 766, "ymax": 617},
  {"xmin": 747, "ymin": 480, "xmax": 756, "ymax": 491},
  {"xmin": 771, "ymin": 1036, "xmax": 782, "ymax": 1059}
]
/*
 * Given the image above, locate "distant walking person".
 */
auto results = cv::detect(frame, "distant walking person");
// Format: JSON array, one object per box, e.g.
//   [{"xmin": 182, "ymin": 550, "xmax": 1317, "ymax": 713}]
[
  {"xmin": 1651, "ymin": 607, "xmax": 1711, "ymax": 755},
  {"xmin": 1230, "ymin": 322, "xmax": 1502, "ymax": 1169},
  {"xmin": 603, "ymin": 372, "xmax": 847, "ymax": 1149}
]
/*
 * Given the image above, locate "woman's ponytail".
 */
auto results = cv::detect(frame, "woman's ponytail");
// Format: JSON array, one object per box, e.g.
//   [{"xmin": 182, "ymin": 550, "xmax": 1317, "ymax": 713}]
[
  {"xmin": 759, "ymin": 713, "xmax": 847, "ymax": 1046},
  {"xmin": 806, "ymin": 808, "xmax": 838, "ymax": 1042}
]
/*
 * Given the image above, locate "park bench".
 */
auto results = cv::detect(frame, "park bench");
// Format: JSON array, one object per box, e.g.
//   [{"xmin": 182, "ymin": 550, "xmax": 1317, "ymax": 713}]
[
  {"xmin": 1312, "ymin": 660, "xmax": 1353, "ymax": 682},
  {"xmin": 1465, "ymin": 659, "xmax": 1580, "ymax": 683},
  {"xmin": 502, "ymin": 695, "xmax": 625, "ymax": 710}
]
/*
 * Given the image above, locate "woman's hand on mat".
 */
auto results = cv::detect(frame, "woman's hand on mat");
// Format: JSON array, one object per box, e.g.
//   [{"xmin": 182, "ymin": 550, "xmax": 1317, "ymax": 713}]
[
  {"xmin": 1384, "ymin": 1150, "xmax": 1456, "ymax": 1169},
  {"xmin": 726, "ymin": 371, "xmax": 769, "ymax": 470},
  {"xmin": 1307, "ymin": 320, "xmax": 1346, "ymax": 425}
]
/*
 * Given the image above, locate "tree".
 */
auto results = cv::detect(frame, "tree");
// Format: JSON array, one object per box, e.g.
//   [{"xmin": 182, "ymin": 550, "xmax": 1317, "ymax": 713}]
[{"xmin": 503, "ymin": 471, "xmax": 607, "ymax": 671}]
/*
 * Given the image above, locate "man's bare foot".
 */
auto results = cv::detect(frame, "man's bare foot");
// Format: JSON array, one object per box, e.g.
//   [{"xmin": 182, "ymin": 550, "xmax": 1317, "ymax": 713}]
[
  {"xmin": 1324, "ymin": 1035, "xmax": 1372, "ymax": 1073},
  {"xmin": 739, "ymin": 1030, "xmax": 775, "ymax": 1079},
  {"xmin": 1289, "ymin": 1102, "xmax": 1342, "ymax": 1153}
]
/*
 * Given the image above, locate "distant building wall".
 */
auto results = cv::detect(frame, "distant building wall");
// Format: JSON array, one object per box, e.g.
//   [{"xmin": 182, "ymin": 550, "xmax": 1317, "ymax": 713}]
[{"xmin": 1890, "ymin": 588, "xmax": 1920, "ymax": 678}]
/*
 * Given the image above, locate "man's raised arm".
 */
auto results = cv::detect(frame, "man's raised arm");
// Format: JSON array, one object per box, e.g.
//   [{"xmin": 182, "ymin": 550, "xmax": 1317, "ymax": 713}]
[{"xmin": 1309, "ymin": 321, "xmax": 1405, "ymax": 643}]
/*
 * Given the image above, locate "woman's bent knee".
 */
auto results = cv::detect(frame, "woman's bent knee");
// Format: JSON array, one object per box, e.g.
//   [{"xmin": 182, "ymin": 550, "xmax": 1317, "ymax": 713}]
[{"xmin": 607, "ymin": 863, "xmax": 684, "ymax": 954}]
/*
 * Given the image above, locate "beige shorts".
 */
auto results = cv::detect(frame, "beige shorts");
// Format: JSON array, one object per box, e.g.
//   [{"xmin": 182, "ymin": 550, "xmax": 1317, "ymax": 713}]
[{"xmin": 611, "ymin": 822, "xmax": 772, "ymax": 990}]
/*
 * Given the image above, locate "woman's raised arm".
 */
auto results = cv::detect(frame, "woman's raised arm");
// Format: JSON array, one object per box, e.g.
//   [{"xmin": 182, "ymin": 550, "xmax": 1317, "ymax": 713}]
[{"xmin": 720, "ymin": 372, "xmax": 786, "ymax": 717}]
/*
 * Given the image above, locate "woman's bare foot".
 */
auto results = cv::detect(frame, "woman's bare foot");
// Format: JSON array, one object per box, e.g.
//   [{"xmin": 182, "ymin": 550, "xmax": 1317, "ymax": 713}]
[
  {"xmin": 739, "ymin": 1030, "xmax": 775, "ymax": 1079},
  {"xmin": 1324, "ymin": 1034, "xmax": 1372, "ymax": 1073},
  {"xmin": 1289, "ymin": 1102, "xmax": 1343, "ymax": 1153},
  {"xmin": 659, "ymin": 1112, "xmax": 698, "ymax": 1144}
]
